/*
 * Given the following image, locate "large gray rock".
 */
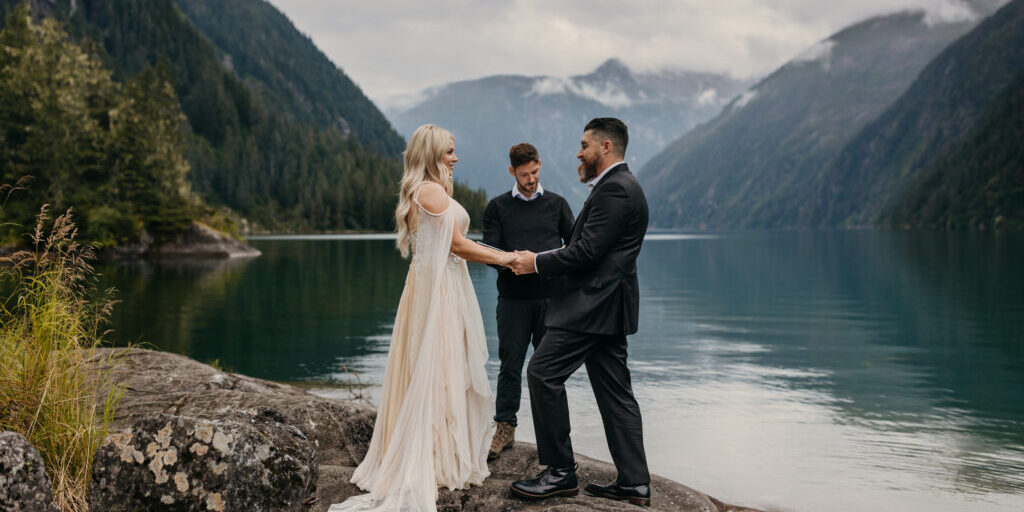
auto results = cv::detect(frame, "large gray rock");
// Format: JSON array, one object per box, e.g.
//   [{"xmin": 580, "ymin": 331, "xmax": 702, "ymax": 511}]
[
  {"xmin": 0, "ymin": 431, "xmax": 60, "ymax": 512},
  {"xmin": 87, "ymin": 348, "xmax": 763, "ymax": 512},
  {"xmin": 88, "ymin": 348, "xmax": 374, "ymax": 469},
  {"xmin": 90, "ymin": 412, "xmax": 315, "ymax": 511}
]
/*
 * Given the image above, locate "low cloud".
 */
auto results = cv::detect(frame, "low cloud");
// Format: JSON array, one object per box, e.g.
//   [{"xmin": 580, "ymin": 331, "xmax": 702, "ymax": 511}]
[
  {"xmin": 792, "ymin": 39, "xmax": 837, "ymax": 70},
  {"xmin": 734, "ymin": 89, "xmax": 759, "ymax": 108},
  {"xmin": 527, "ymin": 77, "xmax": 634, "ymax": 108},
  {"xmin": 923, "ymin": 0, "xmax": 980, "ymax": 25},
  {"xmin": 696, "ymin": 88, "xmax": 720, "ymax": 106},
  {"xmin": 267, "ymin": 0, "xmax": 1002, "ymax": 106}
]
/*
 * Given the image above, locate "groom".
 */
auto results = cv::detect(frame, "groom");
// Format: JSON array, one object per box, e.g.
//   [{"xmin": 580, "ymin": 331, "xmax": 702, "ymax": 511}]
[{"xmin": 508, "ymin": 118, "xmax": 651, "ymax": 506}]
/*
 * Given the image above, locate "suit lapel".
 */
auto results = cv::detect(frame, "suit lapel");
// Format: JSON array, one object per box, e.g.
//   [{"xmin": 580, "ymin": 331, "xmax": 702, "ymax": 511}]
[
  {"xmin": 569, "ymin": 201, "xmax": 589, "ymax": 241},
  {"xmin": 591, "ymin": 163, "xmax": 626, "ymax": 195}
]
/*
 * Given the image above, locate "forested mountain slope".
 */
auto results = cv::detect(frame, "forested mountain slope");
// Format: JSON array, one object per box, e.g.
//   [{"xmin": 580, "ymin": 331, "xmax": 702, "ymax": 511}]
[
  {"xmin": 639, "ymin": 9, "xmax": 984, "ymax": 229},
  {"xmin": 171, "ymin": 0, "xmax": 404, "ymax": 156},
  {"xmin": 802, "ymin": 0, "xmax": 1024, "ymax": 227},
  {"xmin": 882, "ymin": 68, "xmax": 1024, "ymax": 229},
  {"xmin": 0, "ymin": 0, "xmax": 484, "ymax": 232}
]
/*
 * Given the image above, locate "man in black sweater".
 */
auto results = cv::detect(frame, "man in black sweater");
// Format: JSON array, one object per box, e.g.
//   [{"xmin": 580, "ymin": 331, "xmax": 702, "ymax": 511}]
[{"xmin": 482, "ymin": 143, "xmax": 573, "ymax": 461}]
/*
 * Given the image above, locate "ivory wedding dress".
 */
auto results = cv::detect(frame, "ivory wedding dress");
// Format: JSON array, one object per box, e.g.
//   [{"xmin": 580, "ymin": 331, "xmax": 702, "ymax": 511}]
[{"xmin": 329, "ymin": 192, "xmax": 493, "ymax": 512}]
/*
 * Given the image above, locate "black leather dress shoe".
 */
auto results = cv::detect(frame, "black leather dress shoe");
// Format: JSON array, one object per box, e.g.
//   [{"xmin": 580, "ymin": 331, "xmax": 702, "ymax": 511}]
[
  {"xmin": 584, "ymin": 481, "xmax": 651, "ymax": 507},
  {"xmin": 510, "ymin": 465, "xmax": 579, "ymax": 500}
]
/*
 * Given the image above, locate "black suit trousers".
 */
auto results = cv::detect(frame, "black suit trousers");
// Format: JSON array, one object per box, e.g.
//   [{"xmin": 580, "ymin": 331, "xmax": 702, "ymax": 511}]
[{"xmin": 526, "ymin": 327, "xmax": 650, "ymax": 485}]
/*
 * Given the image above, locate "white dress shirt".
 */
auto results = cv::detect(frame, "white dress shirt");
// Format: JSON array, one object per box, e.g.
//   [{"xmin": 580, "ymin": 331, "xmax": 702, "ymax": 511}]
[
  {"xmin": 512, "ymin": 182, "xmax": 544, "ymax": 201},
  {"xmin": 533, "ymin": 161, "xmax": 624, "ymax": 274},
  {"xmin": 585, "ymin": 161, "xmax": 623, "ymax": 194}
]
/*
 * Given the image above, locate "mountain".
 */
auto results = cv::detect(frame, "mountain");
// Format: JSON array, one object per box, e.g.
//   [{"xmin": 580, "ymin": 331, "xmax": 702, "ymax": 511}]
[
  {"xmin": 803, "ymin": 0, "xmax": 1024, "ymax": 227},
  {"xmin": 882, "ymin": 63, "xmax": 1024, "ymax": 227},
  {"xmin": 0, "ymin": 0, "xmax": 485, "ymax": 231},
  {"xmin": 170, "ymin": 0, "xmax": 404, "ymax": 156},
  {"xmin": 388, "ymin": 58, "xmax": 747, "ymax": 206},
  {"xmin": 639, "ymin": 7, "xmax": 990, "ymax": 229}
]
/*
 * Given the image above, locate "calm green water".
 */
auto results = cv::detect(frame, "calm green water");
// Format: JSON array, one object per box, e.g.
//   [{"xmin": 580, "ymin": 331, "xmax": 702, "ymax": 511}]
[{"xmin": 95, "ymin": 231, "xmax": 1024, "ymax": 512}]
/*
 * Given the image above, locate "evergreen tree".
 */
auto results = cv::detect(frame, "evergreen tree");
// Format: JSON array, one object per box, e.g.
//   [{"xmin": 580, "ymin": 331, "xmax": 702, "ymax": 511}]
[
  {"xmin": 108, "ymin": 63, "xmax": 194, "ymax": 239},
  {"xmin": 0, "ymin": 1, "xmax": 488, "ymax": 237},
  {"xmin": 0, "ymin": 5, "xmax": 118, "ymax": 241},
  {"xmin": 0, "ymin": 6, "xmax": 220, "ymax": 246}
]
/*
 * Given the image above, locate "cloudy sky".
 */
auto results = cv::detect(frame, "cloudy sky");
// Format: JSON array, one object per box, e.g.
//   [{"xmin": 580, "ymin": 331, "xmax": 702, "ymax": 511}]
[{"xmin": 265, "ymin": 0, "xmax": 987, "ymax": 108}]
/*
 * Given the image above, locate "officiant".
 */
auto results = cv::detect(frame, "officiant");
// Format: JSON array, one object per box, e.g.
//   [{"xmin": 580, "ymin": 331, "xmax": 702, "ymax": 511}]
[{"xmin": 482, "ymin": 142, "xmax": 574, "ymax": 461}]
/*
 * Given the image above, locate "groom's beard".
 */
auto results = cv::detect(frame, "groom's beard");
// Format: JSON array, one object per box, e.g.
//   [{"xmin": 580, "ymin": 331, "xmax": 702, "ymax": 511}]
[{"xmin": 577, "ymin": 158, "xmax": 599, "ymax": 183}]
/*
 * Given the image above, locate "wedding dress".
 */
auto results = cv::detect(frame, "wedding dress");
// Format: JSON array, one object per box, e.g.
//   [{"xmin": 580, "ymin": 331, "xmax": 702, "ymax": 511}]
[{"xmin": 329, "ymin": 192, "xmax": 493, "ymax": 512}]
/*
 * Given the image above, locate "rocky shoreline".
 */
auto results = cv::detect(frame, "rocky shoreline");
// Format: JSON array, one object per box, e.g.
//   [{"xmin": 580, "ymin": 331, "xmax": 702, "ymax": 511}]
[
  {"xmin": 2, "ymin": 348, "xmax": 764, "ymax": 511},
  {"xmin": 100, "ymin": 222, "xmax": 261, "ymax": 260}
]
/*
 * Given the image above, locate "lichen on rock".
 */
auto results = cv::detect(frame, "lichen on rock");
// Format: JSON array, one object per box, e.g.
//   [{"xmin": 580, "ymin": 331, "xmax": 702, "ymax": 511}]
[
  {"xmin": 0, "ymin": 431, "xmax": 60, "ymax": 512},
  {"xmin": 89, "ymin": 412, "xmax": 316, "ymax": 511}
]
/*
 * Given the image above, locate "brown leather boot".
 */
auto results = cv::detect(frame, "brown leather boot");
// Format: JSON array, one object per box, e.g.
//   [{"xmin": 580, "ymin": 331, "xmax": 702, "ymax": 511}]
[{"xmin": 488, "ymin": 421, "xmax": 515, "ymax": 461}]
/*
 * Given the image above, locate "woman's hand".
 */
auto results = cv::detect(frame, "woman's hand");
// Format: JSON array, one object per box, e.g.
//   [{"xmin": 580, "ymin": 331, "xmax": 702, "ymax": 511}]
[{"xmin": 500, "ymin": 251, "xmax": 519, "ymax": 269}]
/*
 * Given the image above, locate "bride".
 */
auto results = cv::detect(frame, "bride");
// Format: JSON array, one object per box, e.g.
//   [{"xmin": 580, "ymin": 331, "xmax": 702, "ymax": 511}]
[{"xmin": 330, "ymin": 124, "xmax": 516, "ymax": 512}]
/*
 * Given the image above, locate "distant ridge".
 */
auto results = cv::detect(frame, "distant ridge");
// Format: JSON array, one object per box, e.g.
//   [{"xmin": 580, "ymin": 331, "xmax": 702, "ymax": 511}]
[
  {"xmin": 639, "ymin": 8, "xmax": 986, "ymax": 229},
  {"xmin": 803, "ymin": 0, "xmax": 1024, "ymax": 228},
  {"xmin": 388, "ymin": 58, "xmax": 747, "ymax": 207},
  {"xmin": 883, "ymin": 68, "xmax": 1024, "ymax": 229}
]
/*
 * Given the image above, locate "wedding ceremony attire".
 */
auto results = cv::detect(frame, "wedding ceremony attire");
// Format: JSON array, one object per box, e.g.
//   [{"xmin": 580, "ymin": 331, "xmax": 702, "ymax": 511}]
[
  {"xmin": 329, "ymin": 189, "xmax": 493, "ymax": 512},
  {"xmin": 515, "ymin": 161, "xmax": 652, "ymax": 499}
]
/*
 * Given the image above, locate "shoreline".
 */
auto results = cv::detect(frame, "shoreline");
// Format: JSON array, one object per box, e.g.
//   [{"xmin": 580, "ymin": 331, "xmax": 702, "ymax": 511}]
[{"xmin": 74, "ymin": 347, "xmax": 766, "ymax": 512}]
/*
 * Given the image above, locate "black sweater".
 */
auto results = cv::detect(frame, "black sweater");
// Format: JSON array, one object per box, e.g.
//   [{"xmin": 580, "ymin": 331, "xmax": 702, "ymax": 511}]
[{"xmin": 482, "ymin": 190, "xmax": 574, "ymax": 299}]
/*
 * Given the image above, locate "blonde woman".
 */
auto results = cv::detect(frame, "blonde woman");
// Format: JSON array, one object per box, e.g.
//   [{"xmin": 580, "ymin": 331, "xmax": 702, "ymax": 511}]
[{"xmin": 330, "ymin": 125, "xmax": 516, "ymax": 512}]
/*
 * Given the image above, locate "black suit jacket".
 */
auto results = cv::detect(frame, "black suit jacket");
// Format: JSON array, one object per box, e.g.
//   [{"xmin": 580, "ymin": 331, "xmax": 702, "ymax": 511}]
[{"xmin": 536, "ymin": 163, "xmax": 648, "ymax": 335}]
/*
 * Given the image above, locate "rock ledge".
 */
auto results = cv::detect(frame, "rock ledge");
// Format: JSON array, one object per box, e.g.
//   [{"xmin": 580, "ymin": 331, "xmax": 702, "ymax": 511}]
[
  {"xmin": 103, "ymin": 222, "xmax": 261, "ymax": 259},
  {"xmin": 81, "ymin": 348, "xmax": 763, "ymax": 512}
]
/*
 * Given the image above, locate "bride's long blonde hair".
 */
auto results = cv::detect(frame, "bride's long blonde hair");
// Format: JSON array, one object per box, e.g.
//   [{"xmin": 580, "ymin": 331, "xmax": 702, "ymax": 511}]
[{"xmin": 395, "ymin": 124, "xmax": 455, "ymax": 258}]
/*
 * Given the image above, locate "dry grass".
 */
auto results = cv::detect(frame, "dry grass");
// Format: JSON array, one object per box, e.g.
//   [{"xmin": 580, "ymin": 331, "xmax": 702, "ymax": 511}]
[{"xmin": 0, "ymin": 205, "xmax": 123, "ymax": 512}]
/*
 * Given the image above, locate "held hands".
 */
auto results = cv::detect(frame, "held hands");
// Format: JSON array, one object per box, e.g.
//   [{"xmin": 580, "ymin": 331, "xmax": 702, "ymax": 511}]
[
  {"xmin": 501, "ymin": 251, "xmax": 518, "ymax": 269},
  {"xmin": 509, "ymin": 250, "xmax": 537, "ymax": 275},
  {"xmin": 497, "ymin": 249, "xmax": 537, "ymax": 275}
]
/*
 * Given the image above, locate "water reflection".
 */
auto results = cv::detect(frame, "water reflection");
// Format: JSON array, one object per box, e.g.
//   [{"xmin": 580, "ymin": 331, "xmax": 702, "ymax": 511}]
[
  {"xmin": 98, "ymin": 239, "xmax": 407, "ymax": 379},
  {"xmin": 625, "ymin": 231, "xmax": 1024, "ymax": 510},
  {"xmin": 94, "ymin": 232, "xmax": 1024, "ymax": 512}
]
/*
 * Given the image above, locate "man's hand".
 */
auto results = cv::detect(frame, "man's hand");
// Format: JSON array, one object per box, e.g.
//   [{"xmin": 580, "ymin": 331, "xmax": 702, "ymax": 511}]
[{"xmin": 511, "ymin": 250, "xmax": 537, "ymax": 275}]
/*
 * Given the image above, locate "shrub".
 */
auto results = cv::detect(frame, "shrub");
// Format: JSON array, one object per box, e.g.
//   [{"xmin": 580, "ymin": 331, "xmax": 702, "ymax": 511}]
[{"xmin": 0, "ymin": 205, "xmax": 122, "ymax": 512}]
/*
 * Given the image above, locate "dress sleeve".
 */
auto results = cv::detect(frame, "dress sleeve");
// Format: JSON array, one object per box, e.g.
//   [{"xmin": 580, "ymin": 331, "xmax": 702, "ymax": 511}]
[
  {"xmin": 413, "ymin": 197, "xmax": 491, "ymax": 397},
  {"xmin": 411, "ymin": 192, "xmax": 455, "ymax": 272},
  {"xmin": 409, "ymin": 196, "xmax": 457, "ymax": 333}
]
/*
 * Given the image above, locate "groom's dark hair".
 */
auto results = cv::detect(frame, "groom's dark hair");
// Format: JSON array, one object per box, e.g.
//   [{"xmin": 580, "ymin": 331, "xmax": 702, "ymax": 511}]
[
  {"xmin": 584, "ymin": 117, "xmax": 628, "ymax": 155},
  {"xmin": 509, "ymin": 143, "xmax": 540, "ymax": 168}
]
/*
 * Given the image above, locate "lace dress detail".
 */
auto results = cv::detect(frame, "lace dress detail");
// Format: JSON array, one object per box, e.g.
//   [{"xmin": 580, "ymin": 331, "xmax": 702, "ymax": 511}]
[
  {"xmin": 447, "ymin": 253, "xmax": 464, "ymax": 269},
  {"xmin": 329, "ymin": 192, "xmax": 492, "ymax": 512},
  {"xmin": 409, "ymin": 201, "xmax": 470, "ymax": 271}
]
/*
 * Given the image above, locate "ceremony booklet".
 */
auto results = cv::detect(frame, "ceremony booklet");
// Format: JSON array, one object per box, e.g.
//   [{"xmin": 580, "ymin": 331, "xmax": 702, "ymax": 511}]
[{"xmin": 475, "ymin": 241, "xmax": 501, "ymax": 251}]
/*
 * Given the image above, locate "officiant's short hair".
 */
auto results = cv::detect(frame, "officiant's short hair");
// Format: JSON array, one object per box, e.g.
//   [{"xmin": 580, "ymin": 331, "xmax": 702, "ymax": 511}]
[
  {"xmin": 585, "ymin": 117, "xmax": 628, "ymax": 155},
  {"xmin": 509, "ymin": 143, "xmax": 539, "ymax": 168}
]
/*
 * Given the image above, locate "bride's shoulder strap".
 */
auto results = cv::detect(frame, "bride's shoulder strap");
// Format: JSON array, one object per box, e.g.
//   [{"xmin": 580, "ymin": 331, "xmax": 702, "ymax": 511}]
[{"xmin": 414, "ymin": 182, "xmax": 451, "ymax": 216}]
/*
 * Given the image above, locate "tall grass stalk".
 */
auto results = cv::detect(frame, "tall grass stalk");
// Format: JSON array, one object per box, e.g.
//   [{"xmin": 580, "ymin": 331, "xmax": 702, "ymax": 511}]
[{"xmin": 0, "ymin": 205, "xmax": 122, "ymax": 512}]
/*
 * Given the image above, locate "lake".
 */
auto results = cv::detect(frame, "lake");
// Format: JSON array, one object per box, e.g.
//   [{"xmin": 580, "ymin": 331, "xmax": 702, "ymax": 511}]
[{"xmin": 95, "ymin": 231, "xmax": 1024, "ymax": 512}]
